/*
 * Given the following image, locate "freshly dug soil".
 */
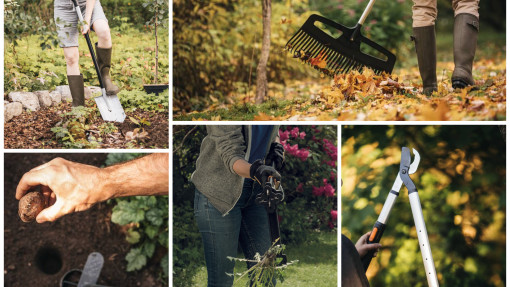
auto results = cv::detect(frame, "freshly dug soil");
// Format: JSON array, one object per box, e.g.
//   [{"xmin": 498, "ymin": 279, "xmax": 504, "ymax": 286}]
[
  {"xmin": 4, "ymin": 153, "xmax": 167, "ymax": 287},
  {"xmin": 4, "ymin": 102, "xmax": 169, "ymax": 149}
]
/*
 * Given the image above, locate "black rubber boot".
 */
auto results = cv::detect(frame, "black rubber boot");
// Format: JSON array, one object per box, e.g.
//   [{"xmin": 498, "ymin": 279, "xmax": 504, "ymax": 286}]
[
  {"xmin": 412, "ymin": 26, "xmax": 437, "ymax": 96},
  {"xmin": 452, "ymin": 13, "xmax": 479, "ymax": 89},
  {"xmin": 67, "ymin": 74, "xmax": 85, "ymax": 107},
  {"xmin": 95, "ymin": 43, "xmax": 120, "ymax": 95}
]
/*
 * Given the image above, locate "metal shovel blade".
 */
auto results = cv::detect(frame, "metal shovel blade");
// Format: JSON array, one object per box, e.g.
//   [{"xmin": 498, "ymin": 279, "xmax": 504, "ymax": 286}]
[
  {"xmin": 78, "ymin": 252, "xmax": 104, "ymax": 287},
  {"xmin": 94, "ymin": 90, "xmax": 126, "ymax": 123}
]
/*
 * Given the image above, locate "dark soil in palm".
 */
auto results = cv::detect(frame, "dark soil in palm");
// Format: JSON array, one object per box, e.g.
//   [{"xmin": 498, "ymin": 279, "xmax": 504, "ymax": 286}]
[
  {"xmin": 4, "ymin": 102, "xmax": 168, "ymax": 149},
  {"xmin": 4, "ymin": 153, "xmax": 167, "ymax": 287}
]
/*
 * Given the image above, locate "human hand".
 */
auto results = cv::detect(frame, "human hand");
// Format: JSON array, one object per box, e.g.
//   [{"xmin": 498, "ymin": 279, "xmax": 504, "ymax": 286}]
[
  {"xmin": 355, "ymin": 231, "xmax": 382, "ymax": 259},
  {"xmin": 250, "ymin": 159, "xmax": 281, "ymax": 186},
  {"xmin": 265, "ymin": 142, "xmax": 285, "ymax": 171},
  {"xmin": 81, "ymin": 20, "xmax": 90, "ymax": 35},
  {"xmin": 15, "ymin": 158, "xmax": 107, "ymax": 223}
]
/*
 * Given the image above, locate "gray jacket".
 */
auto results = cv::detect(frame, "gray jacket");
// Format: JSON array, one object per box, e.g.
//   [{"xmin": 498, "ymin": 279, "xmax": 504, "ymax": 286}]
[{"xmin": 191, "ymin": 125, "xmax": 280, "ymax": 215}]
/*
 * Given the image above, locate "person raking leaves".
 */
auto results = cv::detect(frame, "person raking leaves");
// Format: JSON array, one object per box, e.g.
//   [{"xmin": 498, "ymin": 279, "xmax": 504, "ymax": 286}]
[{"xmin": 412, "ymin": 0, "xmax": 479, "ymax": 95}]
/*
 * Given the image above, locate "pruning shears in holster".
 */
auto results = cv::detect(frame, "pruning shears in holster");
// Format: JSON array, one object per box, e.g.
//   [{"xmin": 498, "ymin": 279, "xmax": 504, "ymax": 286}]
[
  {"xmin": 362, "ymin": 147, "xmax": 439, "ymax": 287},
  {"xmin": 255, "ymin": 167, "xmax": 288, "ymax": 265}
]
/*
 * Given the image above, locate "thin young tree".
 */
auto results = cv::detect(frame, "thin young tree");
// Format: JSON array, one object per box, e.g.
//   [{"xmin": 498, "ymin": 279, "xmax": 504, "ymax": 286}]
[{"xmin": 255, "ymin": 0, "xmax": 271, "ymax": 104}]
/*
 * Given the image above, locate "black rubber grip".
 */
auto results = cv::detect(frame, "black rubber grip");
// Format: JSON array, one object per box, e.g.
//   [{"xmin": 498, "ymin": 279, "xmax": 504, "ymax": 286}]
[{"xmin": 361, "ymin": 221, "xmax": 386, "ymax": 271}]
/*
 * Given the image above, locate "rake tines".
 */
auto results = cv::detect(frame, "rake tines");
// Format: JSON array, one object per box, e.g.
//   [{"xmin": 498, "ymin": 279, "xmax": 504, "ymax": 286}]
[{"xmin": 285, "ymin": 14, "xmax": 396, "ymax": 77}]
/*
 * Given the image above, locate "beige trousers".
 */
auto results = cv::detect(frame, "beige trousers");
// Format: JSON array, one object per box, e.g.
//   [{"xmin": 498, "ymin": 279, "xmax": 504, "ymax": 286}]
[{"xmin": 412, "ymin": 0, "xmax": 480, "ymax": 27}]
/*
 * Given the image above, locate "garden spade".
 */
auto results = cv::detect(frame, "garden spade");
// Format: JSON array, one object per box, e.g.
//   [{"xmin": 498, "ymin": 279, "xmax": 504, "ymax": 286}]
[
  {"xmin": 255, "ymin": 166, "xmax": 287, "ymax": 266},
  {"xmin": 71, "ymin": 0, "xmax": 126, "ymax": 123},
  {"xmin": 60, "ymin": 252, "xmax": 113, "ymax": 287},
  {"xmin": 285, "ymin": 0, "xmax": 396, "ymax": 76}
]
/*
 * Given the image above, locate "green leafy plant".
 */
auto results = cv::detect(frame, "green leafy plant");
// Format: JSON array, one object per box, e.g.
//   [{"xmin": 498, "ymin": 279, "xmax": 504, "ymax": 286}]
[
  {"xmin": 50, "ymin": 106, "xmax": 101, "ymax": 148},
  {"xmin": 119, "ymin": 89, "xmax": 169, "ymax": 112},
  {"xmin": 105, "ymin": 154, "xmax": 169, "ymax": 280}
]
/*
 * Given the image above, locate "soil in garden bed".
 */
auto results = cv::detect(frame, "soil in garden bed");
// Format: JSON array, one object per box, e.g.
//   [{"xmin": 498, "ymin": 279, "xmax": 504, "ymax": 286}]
[
  {"xmin": 4, "ymin": 102, "xmax": 169, "ymax": 149},
  {"xmin": 4, "ymin": 153, "xmax": 168, "ymax": 287}
]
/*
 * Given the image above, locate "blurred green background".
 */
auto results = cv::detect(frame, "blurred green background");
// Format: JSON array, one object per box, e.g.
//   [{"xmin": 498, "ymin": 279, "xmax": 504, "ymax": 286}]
[{"xmin": 341, "ymin": 125, "xmax": 506, "ymax": 287}]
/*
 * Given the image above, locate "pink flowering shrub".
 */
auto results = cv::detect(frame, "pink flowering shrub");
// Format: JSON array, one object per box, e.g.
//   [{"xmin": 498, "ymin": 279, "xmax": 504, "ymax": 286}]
[{"xmin": 277, "ymin": 125, "xmax": 337, "ymax": 243}]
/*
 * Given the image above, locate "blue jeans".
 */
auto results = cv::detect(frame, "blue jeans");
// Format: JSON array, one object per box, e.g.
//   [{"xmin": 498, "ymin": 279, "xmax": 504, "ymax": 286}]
[{"xmin": 194, "ymin": 180, "xmax": 273, "ymax": 287}]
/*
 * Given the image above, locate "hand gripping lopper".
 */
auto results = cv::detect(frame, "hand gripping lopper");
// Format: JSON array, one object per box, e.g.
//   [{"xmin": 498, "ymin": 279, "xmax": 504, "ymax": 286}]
[{"xmin": 362, "ymin": 147, "xmax": 439, "ymax": 287}]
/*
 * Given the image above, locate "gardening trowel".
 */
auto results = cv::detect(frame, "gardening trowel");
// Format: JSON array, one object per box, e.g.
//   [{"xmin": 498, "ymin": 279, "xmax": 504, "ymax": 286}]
[{"xmin": 71, "ymin": 0, "xmax": 126, "ymax": 123}]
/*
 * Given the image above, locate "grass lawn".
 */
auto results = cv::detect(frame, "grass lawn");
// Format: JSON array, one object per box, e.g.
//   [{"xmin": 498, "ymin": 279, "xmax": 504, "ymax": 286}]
[{"xmin": 191, "ymin": 231, "xmax": 338, "ymax": 286}]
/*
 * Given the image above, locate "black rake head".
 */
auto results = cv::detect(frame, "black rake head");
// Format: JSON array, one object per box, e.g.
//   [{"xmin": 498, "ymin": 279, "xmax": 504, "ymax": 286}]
[{"xmin": 285, "ymin": 14, "xmax": 396, "ymax": 76}]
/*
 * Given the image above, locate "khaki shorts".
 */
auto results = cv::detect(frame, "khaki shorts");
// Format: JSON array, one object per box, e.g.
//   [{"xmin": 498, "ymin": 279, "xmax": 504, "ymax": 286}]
[{"xmin": 54, "ymin": 0, "xmax": 108, "ymax": 47}]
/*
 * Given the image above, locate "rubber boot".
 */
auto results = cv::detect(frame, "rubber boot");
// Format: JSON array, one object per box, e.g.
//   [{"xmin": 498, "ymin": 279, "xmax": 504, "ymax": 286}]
[
  {"xmin": 95, "ymin": 43, "xmax": 120, "ymax": 95},
  {"xmin": 67, "ymin": 74, "xmax": 85, "ymax": 107},
  {"xmin": 412, "ymin": 26, "xmax": 437, "ymax": 96},
  {"xmin": 452, "ymin": 13, "xmax": 479, "ymax": 89}
]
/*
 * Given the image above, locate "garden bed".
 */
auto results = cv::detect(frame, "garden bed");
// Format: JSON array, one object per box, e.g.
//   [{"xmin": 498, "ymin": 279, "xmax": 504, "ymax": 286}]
[
  {"xmin": 4, "ymin": 102, "xmax": 168, "ymax": 149},
  {"xmin": 4, "ymin": 153, "xmax": 167, "ymax": 287}
]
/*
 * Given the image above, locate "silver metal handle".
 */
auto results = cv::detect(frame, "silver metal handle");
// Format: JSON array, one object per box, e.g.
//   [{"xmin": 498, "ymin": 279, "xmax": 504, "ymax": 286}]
[{"xmin": 358, "ymin": 0, "xmax": 377, "ymax": 25}]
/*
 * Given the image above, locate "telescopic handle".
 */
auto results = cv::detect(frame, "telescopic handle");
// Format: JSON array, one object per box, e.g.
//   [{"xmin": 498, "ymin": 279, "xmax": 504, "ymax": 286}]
[
  {"xmin": 350, "ymin": 0, "xmax": 376, "ymax": 41},
  {"xmin": 361, "ymin": 221, "xmax": 386, "ymax": 270}
]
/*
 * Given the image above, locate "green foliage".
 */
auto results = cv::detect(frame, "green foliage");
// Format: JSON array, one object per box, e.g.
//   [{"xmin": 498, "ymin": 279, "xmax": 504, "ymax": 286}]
[
  {"xmin": 51, "ymin": 106, "xmax": 103, "ymax": 148},
  {"xmin": 173, "ymin": 0, "xmax": 318, "ymax": 112},
  {"xmin": 142, "ymin": 0, "xmax": 169, "ymax": 27},
  {"xmin": 105, "ymin": 154, "xmax": 169, "ymax": 281},
  {"xmin": 119, "ymin": 89, "xmax": 169, "ymax": 112},
  {"xmin": 342, "ymin": 125, "xmax": 506, "ymax": 287},
  {"xmin": 278, "ymin": 125, "xmax": 337, "ymax": 244},
  {"xmin": 4, "ymin": 26, "xmax": 168, "ymax": 95}
]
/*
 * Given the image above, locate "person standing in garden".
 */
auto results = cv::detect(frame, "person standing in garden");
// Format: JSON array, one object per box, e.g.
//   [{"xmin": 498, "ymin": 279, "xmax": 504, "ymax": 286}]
[
  {"xmin": 191, "ymin": 125, "xmax": 285, "ymax": 286},
  {"xmin": 412, "ymin": 0, "xmax": 479, "ymax": 95},
  {"xmin": 55, "ymin": 0, "xmax": 119, "ymax": 106}
]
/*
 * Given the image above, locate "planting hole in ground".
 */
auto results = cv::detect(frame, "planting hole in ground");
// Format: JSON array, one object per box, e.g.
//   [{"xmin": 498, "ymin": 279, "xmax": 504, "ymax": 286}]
[{"xmin": 35, "ymin": 247, "xmax": 62, "ymax": 275}]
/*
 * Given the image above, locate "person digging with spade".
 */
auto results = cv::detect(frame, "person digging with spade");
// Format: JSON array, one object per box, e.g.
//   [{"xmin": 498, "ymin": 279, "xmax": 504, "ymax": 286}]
[
  {"xmin": 191, "ymin": 125, "xmax": 284, "ymax": 287},
  {"xmin": 54, "ymin": 0, "xmax": 119, "ymax": 106},
  {"xmin": 412, "ymin": 0, "xmax": 479, "ymax": 95}
]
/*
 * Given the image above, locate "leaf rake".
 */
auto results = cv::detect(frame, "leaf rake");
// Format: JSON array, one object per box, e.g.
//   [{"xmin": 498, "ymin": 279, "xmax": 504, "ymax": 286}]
[{"xmin": 285, "ymin": 0, "xmax": 396, "ymax": 76}]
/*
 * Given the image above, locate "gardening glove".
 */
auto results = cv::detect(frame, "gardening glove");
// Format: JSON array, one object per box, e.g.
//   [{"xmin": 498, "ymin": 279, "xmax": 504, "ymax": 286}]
[
  {"xmin": 250, "ymin": 159, "xmax": 281, "ymax": 186},
  {"xmin": 355, "ymin": 231, "xmax": 382, "ymax": 260},
  {"xmin": 265, "ymin": 142, "xmax": 285, "ymax": 171}
]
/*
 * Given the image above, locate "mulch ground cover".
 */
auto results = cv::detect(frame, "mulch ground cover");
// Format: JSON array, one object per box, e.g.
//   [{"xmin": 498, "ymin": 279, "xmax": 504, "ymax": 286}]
[
  {"xmin": 4, "ymin": 102, "xmax": 169, "ymax": 149},
  {"xmin": 4, "ymin": 153, "xmax": 167, "ymax": 287}
]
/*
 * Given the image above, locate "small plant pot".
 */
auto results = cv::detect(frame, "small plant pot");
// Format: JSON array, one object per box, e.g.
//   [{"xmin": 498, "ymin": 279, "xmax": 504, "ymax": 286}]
[{"xmin": 143, "ymin": 84, "xmax": 169, "ymax": 96}]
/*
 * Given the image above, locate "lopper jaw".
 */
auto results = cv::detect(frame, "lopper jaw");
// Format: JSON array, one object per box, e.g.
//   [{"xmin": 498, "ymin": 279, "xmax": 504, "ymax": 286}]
[
  {"xmin": 400, "ymin": 147, "xmax": 419, "ymax": 194},
  {"xmin": 285, "ymin": 14, "xmax": 396, "ymax": 76}
]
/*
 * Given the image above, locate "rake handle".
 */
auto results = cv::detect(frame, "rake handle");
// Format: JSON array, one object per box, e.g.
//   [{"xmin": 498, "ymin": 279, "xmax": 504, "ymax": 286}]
[{"xmin": 351, "ymin": 0, "xmax": 377, "ymax": 41}]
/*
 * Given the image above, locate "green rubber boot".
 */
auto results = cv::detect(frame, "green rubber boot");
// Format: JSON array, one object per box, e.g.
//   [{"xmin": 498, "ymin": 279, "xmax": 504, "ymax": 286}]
[
  {"xmin": 95, "ymin": 43, "xmax": 120, "ymax": 95},
  {"xmin": 412, "ymin": 25, "xmax": 438, "ymax": 96},
  {"xmin": 452, "ymin": 13, "xmax": 479, "ymax": 89},
  {"xmin": 67, "ymin": 74, "xmax": 85, "ymax": 107}
]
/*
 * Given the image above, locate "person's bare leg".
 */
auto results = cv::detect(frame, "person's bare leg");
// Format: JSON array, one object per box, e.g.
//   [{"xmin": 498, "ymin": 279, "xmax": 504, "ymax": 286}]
[
  {"xmin": 92, "ymin": 19, "xmax": 119, "ymax": 94},
  {"xmin": 63, "ymin": 47, "xmax": 84, "ymax": 106}
]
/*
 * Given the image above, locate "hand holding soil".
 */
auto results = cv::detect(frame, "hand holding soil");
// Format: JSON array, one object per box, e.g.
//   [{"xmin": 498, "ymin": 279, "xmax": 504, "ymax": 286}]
[{"xmin": 18, "ymin": 191, "xmax": 47, "ymax": 222}]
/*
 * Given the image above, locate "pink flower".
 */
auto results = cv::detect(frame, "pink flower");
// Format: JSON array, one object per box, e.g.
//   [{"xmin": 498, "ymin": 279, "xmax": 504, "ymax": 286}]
[
  {"xmin": 296, "ymin": 182, "xmax": 304, "ymax": 193},
  {"xmin": 331, "ymin": 210, "xmax": 338, "ymax": 221},
  {"xmin": 324, "ymin": 184, "xmax": 335, "ymax": 197},
  {"xmin": 297, "ymin": 149, "xmax": 309, "ymax": 161},
  {"xmin": 330, "ymin": 171, "xmax": 336, "ymax": 181},
  {"xmin": 323, "ymin": 178, "xmax": 328, "ymax": 185},
  {"xmin": 312, "ymin": 186, "xmax": 324, "ymax": 196},
  {"xmin": 279, "ymin": 129, "xmax": 289, "ymax": 142},
  {"xmin": 328, "ymin": 221, "xmax": 335, "ymax": 229},
  {"xmin": 290, "ymin": 127, "xmax": 300, "ymax": 138},
  {"xmin": 299, "ymin": 131, "xmax": 306, "ymax": 139}
]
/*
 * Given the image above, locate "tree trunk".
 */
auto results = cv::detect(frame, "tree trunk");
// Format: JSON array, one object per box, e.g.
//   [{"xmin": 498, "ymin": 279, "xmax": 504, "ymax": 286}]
[{"xmin": 255, "ymin": 0, "xmax": 271, "ymax": 104}]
